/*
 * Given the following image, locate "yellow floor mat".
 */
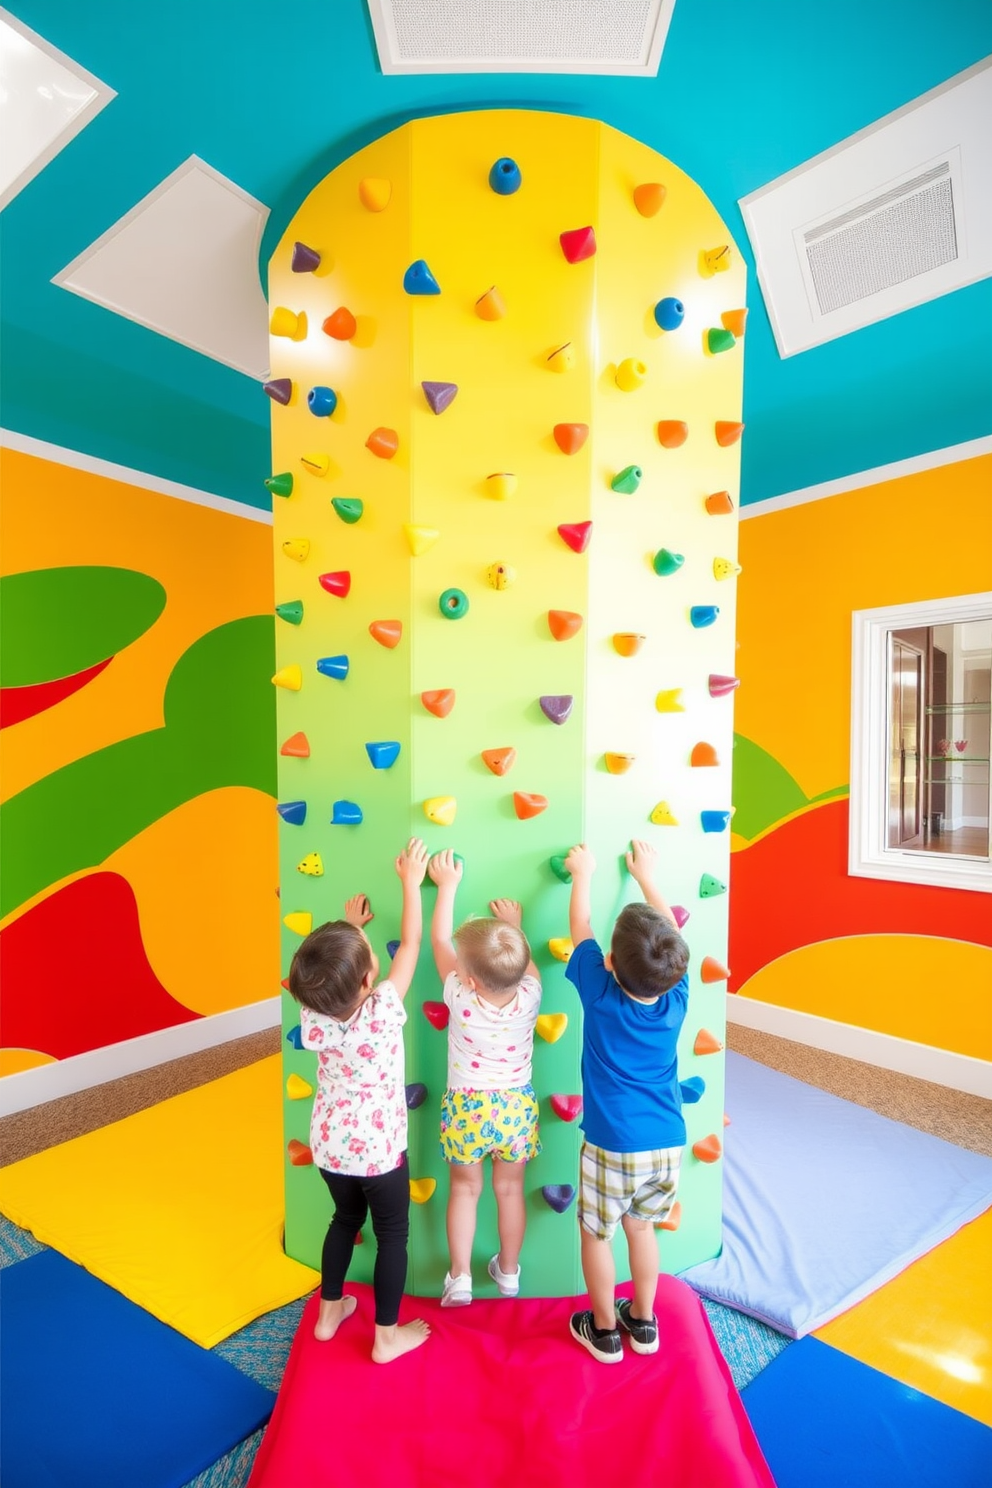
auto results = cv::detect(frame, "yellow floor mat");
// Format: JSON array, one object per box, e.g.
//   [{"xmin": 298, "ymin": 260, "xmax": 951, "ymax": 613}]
[
  {"xmin": 816, "ymin": 1208, "xmax": 992, "ymax": 1426},
  {"xmin": 0, "ymin": 1057, "xmax": 317, "ymax": 1348}
]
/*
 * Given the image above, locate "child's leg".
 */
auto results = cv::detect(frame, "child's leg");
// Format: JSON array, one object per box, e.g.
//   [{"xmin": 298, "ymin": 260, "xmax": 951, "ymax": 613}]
[
  {"xmin": 446, "ymin": 1161, "xmax": 483, "ymax": 1277},
  {"xmin": 491, "ymin": 1158, "xmax": 526, "ymax": 1274},
  {"xmin": 621, "ymin": 1212, "xmax": 660, "ymax": 1321},
  {"xmin": 364, "ymin": 1158, "xmax": 429, "ymax": 1363},
  {"xmin": 580, "ymin": 1224, "xmax": 618, "ymax": 1331},
  {"xmin": 315, "ymin": 1170, "xmax": 366, "ymax": 1340}
]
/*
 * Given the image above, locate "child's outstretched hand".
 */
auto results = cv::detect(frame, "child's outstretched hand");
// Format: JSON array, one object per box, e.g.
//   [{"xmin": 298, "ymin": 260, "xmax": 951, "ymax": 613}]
[
  {"xmin": 428, "ymin": 849, "xmax": 463, "ymax": 888},
  {"xmin": 626, "ymin": 838, "xmax": 658, "ymax": 885},
  {"xmin": 344, "ymin": 893, "xmax": 374, "ymax": 927},
  {"xmin": 396, "ymin": 837, "xmax": 429, "ymax": 887},
  {"xmin": 564, "ymin": 843, "xmax": 596, "ymax": 879},
  {"xmin": 490, "ymin": 898, "xmax": 522, "ymax": 927}
]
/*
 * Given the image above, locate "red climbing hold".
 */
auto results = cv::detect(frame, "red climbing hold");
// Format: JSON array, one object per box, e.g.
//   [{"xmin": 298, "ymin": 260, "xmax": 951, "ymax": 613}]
[
  {"xmin": 423, "ymin": 1001, "xmax": 450, "ymax": 1031},
  {"xmin": 560, "ymin": 226, "xmax": 597, "ymax": 263},
  {"xmin": 557, "ymin": 521, "xmax": 592, "ymax": 553},
  {"xmin": 287, "ymin": 1139, "xmax": 313, "ymax": 1166},
  {"xmin": 319, "ymin": 571, "xmax": 351, "ymax": 598},
  {"xmin": 550, "ymin": 1094, "xmax": 583, "ymax": 1122}
]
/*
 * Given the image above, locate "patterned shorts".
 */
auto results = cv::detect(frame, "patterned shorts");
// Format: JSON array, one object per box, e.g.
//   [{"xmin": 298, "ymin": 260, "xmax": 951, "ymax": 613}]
[
  {"xmin": 578, "ymin": 1141, "xmax": 682, "ymax": 1240},
  {"xmin": 439, "ymin": 1086, "xmax": 541, "ymax": 1165}
]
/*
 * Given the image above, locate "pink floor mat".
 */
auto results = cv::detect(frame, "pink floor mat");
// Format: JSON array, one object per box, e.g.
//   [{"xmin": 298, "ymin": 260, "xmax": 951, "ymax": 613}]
[{"xmin": 248, "ymin": 1275, "xmax": 775, "ymax": 1488}]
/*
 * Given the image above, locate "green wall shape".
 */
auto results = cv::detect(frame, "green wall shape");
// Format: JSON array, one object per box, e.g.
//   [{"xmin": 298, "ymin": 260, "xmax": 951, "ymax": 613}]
[
  {"xmin": 731, "ymin": 733, "xmax": 848, "ymax": 841},
  {"xmin": 0, "ymin": 567, "xmax": 167, "ymax": 687},
  {"xmin": 0, "ymin": 616, "xmax": 275, "ymax": 918}
]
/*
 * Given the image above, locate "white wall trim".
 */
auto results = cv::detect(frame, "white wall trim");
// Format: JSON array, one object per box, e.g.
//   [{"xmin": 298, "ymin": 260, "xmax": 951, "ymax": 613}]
[
  {"xmin": 0, "ymin": 998, "xmax": 280, "ymax": 1117},
  {"xmin": 0, "ymin": 427, "xmax": 272, "ymax": 525},
  {"xmin": 740, "ymin": 435, "xmax": 992, "ymax": 521},
  {"xmin": 728, "ymin": 995, "xmax": 992, "ymax": 1099}
]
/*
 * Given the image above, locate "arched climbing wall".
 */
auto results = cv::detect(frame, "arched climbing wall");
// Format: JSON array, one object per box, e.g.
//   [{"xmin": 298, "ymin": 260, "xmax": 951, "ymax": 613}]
[{"xmin": 269, "ymin": 110, "xmax": 745, "ymax": 1299}]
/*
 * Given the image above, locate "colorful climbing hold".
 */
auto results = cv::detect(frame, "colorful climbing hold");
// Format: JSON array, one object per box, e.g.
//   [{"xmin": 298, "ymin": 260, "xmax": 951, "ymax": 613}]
[
  {"xmin": 611, "ymin": 465, "xmax": 642, "ymax": 494},
  {"xmin": 300, "ymin": 452, "xmax": 330, "ymax": 477},
  {"xmin": 513, "ymin": 792, "xmax": 548, "ymax": 820},
  {"xmin": 307, "ymin": 386, "xmax": 337, "ymax": 418},
  {"xmin": 405, "ymin": 1083, "xmax": 428, "ymax": 1110},
  {"xmin": 715, "ymin": 421, "xmax": 745, "ymax": 447},
  {"xmin": 613, "ymin": 633, "xmax": 645, "ymax": 657},
  {"xmin": 690, "ymin": 742, "xmax": 719, "ymax": 767},
  {"xmin": 282, "ymin": 538, "xmax": 310, "ymax": 563},
  {"xmin": 276, "ymin": 601, "xmax": 304, "ymax": 626},
  {"xmin": 489, "ymin": 157, "xmax": 522, "ymax": 194},
  {"xmin": 404, "ymin": 524, "xmax": 440, "ymax": 556},
  {"xmin": 553, "ymin": 423, "xmax": 589, "ymax": 455},
  {"xmin": 706, "ymin": 327, "xmax": 737, "ymax": 355},
  {"xmin": 713, "ymin": 557, "xmax": 742, "ymax": 581},
  {"xmin": 369, "ymin": 619, "xmax": 402, "ymax": 648},
  {"xmin": 403, "ymin": 259, "xmax": 440, "ymax": 295},
  {"xmin": 319, "ymin": 571, "xmax": 351, "ymax": 598},
  {"xmin": 266, "ymin": 472, "xmax": 294, "ymax": 497},
  {"xmin": 422, "ymin": 381, "xmax": 458, "ymax": 414},
  {"xmin": 287, "ymin": 1139, "xmax": 313, "ymax": 1166},
  {"xmin": 323, "ymin": 307, "xmax": 357, "ymax": 340},
  {"xmin": 701, "ymin": 245, "xmax": 732, "ymax": 276},
  {"xmin": 694, "ymin": 1028, "xmax": 723, "ymax": 1055},
  {"xmin": 263, "ymin": 378, "xmax": 293, "ymax": 405},
  {"xmin": 482, "ymin": 747, "xmax": 516, "ymax": 776},
  {"xmin": 297, "ymin": 852, "xmax": 323, "ymax": 877},
  {"xmin": 654, "ymin": 296, "xmax": 685, "ymax": 331},
  {"xmin": 708, "ymin": 674, "xmax": 740, "ymax": 697},
  {"xmin": 657, "ymin": 420, "xmax": 689, "ymax": 448},
  {"xmin": 486, "ymin": 562, "xmax": 516, "ymax": 590},
  {"xmin": 285, "ymin": 1025, "xmax": 303, "ymax": 1050},
  {"xmin": 409, "ymin": 1178, "xmax": 437, "ymax": 1204},
  {"xmin": 280, "ymin": 732, "xmax": 310, "ymax": 758},
  {"xmin": 549, "ymin": 855, "xmax": 572, "ymax": 883},
  {"xmin": 700, "ymin": 873, "xmax": 727, "ymax": 898},
  {"xmin": 692, "ymin": 1134, "xmax": 723, "ymax": 1163},
  {"xmin": 542, "ymin": 1184, "xmax": 576, "ymax": 1213},
  {"xmin": 701, "ymin": 811, "xmax": 732, "ymax": 833},
  {"xmin": 705, "ymin": 490, "xmax": 735, "ymax": 515},
  {"xmin": 546, "ymin": 342, "xmax": 574, "ymax": 373},
  {"xmin": 283, "ymin": 912, "xmax": 312, "ymax": 936},
  {"xmin": 604, "ymin": 753, "xmax": 635, "ymax": 774},
  {"xmin": 421, "ymin": 689, "xmax": 456, "ymax": 718},
  {"xmin": 680, "ymin": 1076, "xmax": 705, "ymax": 1105},
  {"xmin": 650, "ymin": 802, "xmax": 679, "ymax": 826},
  {"xmin": 272, "ymin": 665, "xmax": 303, "ymax": 691},
  {"xmin": 332, "ymin": 498, "xmax": 363, "ymax": 525},
  {"xmin": 721, "ymin": 308, "xmax": 748, "ymax": 338},
  {"xmin": 270, "ymin": 307, "xmax": 305, "ymax": 339},
  {"xmin": 616, "ymin": 357, "xmax": 648, "ymax": 392},
  {"xmin": 536, "ymin": 1012, "xmax": 568, "ymax": 1043},
  {"xmin": 438, "ymin": 588, "xmax": 469, "ymax": 619},
  {"xmin": 331, "ymin": 801, "xmax": 363, "ymax": 826},
  {"xmin": 359, "ymin": 177, "xmax": 391, "ymax": 212},
  {"xmin": 547, "ymin": 610, "xmax": 583, "ymax": 641},
  {"xmin": 655, "ymin": 1201, "xmax": 682, "ymax": 1232},
  {"xmin": 475, "ymin": 285, "xmax": 506, "ymax": 321},
  {"xmin": 633, "ymin": 182, "xmax": 666, "ymax": 217},
  {"xmin": 548, "ymin": 938, "xmax": 574, "ymax": 962},
  {"xmin": 366, "ymin": 741, "xmax": 401, "ymax": 769},
  {"xmin": 540, "ymin": 695, "xmax": 573, "ymax": 725},
  {"xmin": 690, "ymin": 605, "xmax": 719, "ymax": 628},
  {"xmin": 276, "ymin": 801, "xmax": 307, "ymax": 826},
  {"xmin": 423, "ymin": 796, "xmax": 457, "ymax": 826},
  {"xmin": 485, "ymin": 472, "xmax": 517, "ymax": 500},
  {"xmin": 550, "ymin": 1094, "xmax": 583, "ymax": 1122},
  {"xmin": 700, "ymin": 957, "xmax": 730, "ymax": 983},
  {"xmin": 557, "ymin": 521, "xmax": 592, "ymax": 554},
  {"xmin": 671, "ymin": 905, "xmax": 690, "ymax": 929},
  {"xmin": 656, "ymin": 689, "xmax": 685, "ymax": 713},
  {"xmin": 366, "ymin": 427, "xmax": 399, "ymax": 459},
  {"xmin": 560, "ymin": 226, "xmax": 596, "ymax": 263},
  {"xmin": 653, "ymin": 549, "xmax": 684, "ymax": 577},
  {"xmin": 423, "ymin": 1001, "xmax": 450, "ymax": 1030}
]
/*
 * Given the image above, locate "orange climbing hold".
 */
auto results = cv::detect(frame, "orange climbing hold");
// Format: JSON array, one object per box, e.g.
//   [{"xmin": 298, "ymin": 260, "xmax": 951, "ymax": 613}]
[
  {"xmin": 547, "ymin": 610, "xmax": 583, "ymax": 641},
  {"xmin": 513, "ymin": 792, "xmax": 548, "ymax": 820},
  {"xmin": 323, "ymin": 307, "xmax": 357, "ymax": 340},
  {"xmin": 553, "ymin": 423, "xmax": 589, "ymax": 455},
  {"xmin": 655, "ymin": 1201, "xmax": 682, "ymax": 1232},
  {"xmin": 691, "ymin": 742, "xmax": 720, "ymax": 767},
  {"xmin": 633, "ymin": 182, "xmax": 667, "ymax": 217},
  {"xmin": 694, "ymin": 1029, "xmax": 724, "ymax": 1056},
  {"xmin": 715, "ymin": 421, "xmax": 745, "ymax": 447},
  {"xmin": 656, "ymin": 420, "xmax": 689, "ymax": 448},
  {"xmin": 287, "ymin": 1139, "xmax": 313, "ymax": 1166},
  {"xmin": 280, "ymin": 732, "xmax": 310, "ymax": 758},
  {"xmin": 613, "ymin": 633, "xmax": 645, "ymax": 657},
  {"xmin": 421, "ymin": 689, "xmax": 456, "ymax": 718},
  {"xmin": 705, "ymin": 490, "xmax": 735, "ymax": 515},
  {"xmin": 482, "ymin": 747, "xmax": 516, "ymax": 776},
  {"xmin": 692, "ymin": 1134, "xmax": 723, "ymax": 1164},
  {"xmin": 475, "ymin": 285, "xmax": 506, "ymax": 321},
  {"xmin": 604, "ymin": 753, "xmax": 635, "ymax": 774},
  {"xmin": 700, "ymin": 957, "xmax": 730, "ymax": 983},
  {"xmin": 366, "ymin": 427, "xmax": 399, "ymax": 459},
  {"xmin": 369, "ymin": 619, "xmax": 402, "ymax": 649},
  {"xmin": 721, "ymin": 308, "xmax": 748, "ymax": 338}
]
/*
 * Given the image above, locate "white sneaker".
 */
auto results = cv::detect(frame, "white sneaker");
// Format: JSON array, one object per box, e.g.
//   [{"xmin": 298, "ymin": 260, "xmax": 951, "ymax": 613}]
[
  {"xmin": 488, "ymin": 1254, "xmax": 521, "ymax": 1297},
  {"xmin": 441, "ymin": 1271, "xmax": 472, "ymax": 1307}
]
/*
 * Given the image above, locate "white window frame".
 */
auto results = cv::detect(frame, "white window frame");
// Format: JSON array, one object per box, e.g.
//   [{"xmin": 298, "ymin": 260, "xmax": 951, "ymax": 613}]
[{"xmin": 850, "ymin": 591, "xmax": 992, "ymax": 894}]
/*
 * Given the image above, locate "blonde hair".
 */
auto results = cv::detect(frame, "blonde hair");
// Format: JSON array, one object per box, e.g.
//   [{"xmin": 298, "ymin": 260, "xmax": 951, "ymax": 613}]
[{"xmin": 453, "ymin": 917, "xmax": 530, "ymax": 992}]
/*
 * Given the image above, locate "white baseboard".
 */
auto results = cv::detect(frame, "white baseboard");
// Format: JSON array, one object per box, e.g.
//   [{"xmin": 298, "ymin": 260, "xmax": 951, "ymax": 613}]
[
  {"xmin": 0, "ymin": 999, "xmax": 281, "ymax": 1118},
  {"xmin": 727, "ymin": 996, "xmax": 992, "ymax": 1099}
]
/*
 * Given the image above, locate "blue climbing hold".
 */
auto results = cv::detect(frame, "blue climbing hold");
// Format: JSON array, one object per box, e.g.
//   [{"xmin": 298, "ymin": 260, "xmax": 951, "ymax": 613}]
[
  {"xmin": 403, "ymin": 259, "xmax": 441, "ymax": 295},
  {"xmin": 386, "ymin": 940, "xmax": 400, "ymax": 958},
  {"xmin": 285, "ymin": 1025, "xmax": 304, "ymax": 1050},
  {"xmin": 542, "ymin": 1184, "xmax": 577, "ymax": 1213},
  {"xmin": 405, "ymin": 1082, "xmax": 428, "ymax": 1109},
  {"xmin": 307, "ymin": 386, "xmax": 338, "ymax": 418},
  {"xmin": 489, "ymin": 157, "xmax": 522, "ymax": 195},
  {"xmin": 332, "ymin": 801, "xmax": 363, "ymax": 825},
  {"xmin": 276, "ymin": 800, "xmax": 307, "ymax": 826},
  {"xmin": 690, "ymin": 605, "xmax": 719, "ymax": 628},
  {"xmin": 701, "ymin": 810, "xmax": 732, "ymax": 833},
  {"xmin": 316, "ymin": 655, "xmax": 349, "ymax": 680},
  {"xmin": 366, "ymin": 741, "xmax": 401, "ymax": 769},
  {"xmin": 680, "ymin": 1076, "xmax": 706, "ymax": 1104},
  {"xmin": 654, "ymin": 296, "xmax": 685, "ymax": 331}
]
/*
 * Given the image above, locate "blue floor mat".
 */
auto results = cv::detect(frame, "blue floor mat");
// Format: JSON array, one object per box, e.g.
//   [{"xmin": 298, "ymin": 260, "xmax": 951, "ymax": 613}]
[
  {"xmin": 0, "ymin": 1250, "xmax": 275, "ymax": 1488},
  {"xmin": 742, "ymin": 1337, "xmax": 992, "ymax": 1488}
]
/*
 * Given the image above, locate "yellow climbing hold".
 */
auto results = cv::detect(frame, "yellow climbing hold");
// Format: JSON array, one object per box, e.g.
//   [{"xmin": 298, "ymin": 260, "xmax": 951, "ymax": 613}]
[
  {"xmin": 546, "ymin": 343, "xmax": 575, "ymax": 373},
  {"xmin": 272, "ymin": 665, "xmax": 303, "ymax": 691},
  {"xmin": 701, "ymin": 245, "xmax": 732, "ymax": 276},
  {"xmin": 485, "ymin": 472, "xmax": 517, "ymax": 500},
  {"xmin": 548, "ymin": 938, "xmax": 574, "ymax": 963},
  {"xmin": 409, "ymin": 1177, "xmax": 437, "ymax": 1204},
  {"xmin": 297, "ymin": 852, "xmax": 324, "ymax": 877},
  {"xmin": 424, "ymin": 796, "xmax": 457, "ymax": 826},
  {"xmin": 536, "ymin": 1013, "xmax": 568, "ymax": 1044},
  {"xmin": 270, "ymin": 306, "xmax": 306, "ymax": 339},
  {"xmin": 486, "ymin": 561, "xmax": 516, "ymax": 590},
  {"xmin": 281, "ymin": 538, "xmax": 310, "ymax": 563},
  {"xmin": 286, "ymin": 1074, "xmax": 313, "ymax": 1100},
  {"xmin": 359, "ymin": 177, "xmax": 391, "ymax": 212},
  {"xmin": 404, "ymin": 524, "xmax": 440, "ymax": 556},
  {"xmin": 301, "ymin": 452, "xmax": 330, "ymax": 477},
  {"xmin": 283, "ymin": 912, "xmax": 313, "ymax": 936},
  {"xmin": 650, "ymin": 802, "xmax": 679, "ymax": 826},
  {"xmin": 655, "ymin": 689, "xmax": 684, "ymax": 713},
  {"xmin": 713, "ymin": 557, "xmax": 742, "ymax": 581}
]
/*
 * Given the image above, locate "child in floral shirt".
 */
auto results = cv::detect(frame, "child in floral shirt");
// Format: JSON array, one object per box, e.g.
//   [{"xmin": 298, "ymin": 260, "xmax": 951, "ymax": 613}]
[{"xmin": 288, "ymin": 837, "xmax": 430, "ymax": 1364}]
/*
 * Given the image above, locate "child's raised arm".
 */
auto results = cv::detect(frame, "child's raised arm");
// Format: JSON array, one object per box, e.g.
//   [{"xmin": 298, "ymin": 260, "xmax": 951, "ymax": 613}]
[
  {"xmin": 564, "ymin": 844, "xmax": 596, "ymax": 946},
  {"xmin": 388, "ymin": 838, "xmax": 429, "ymax": 999},
  {"xmin": 490, "ymin": 898, "xmax": 540, "ymax": 980},
  {"xmin": 427, "ymin": 849, "xmax": 461, "ymax": 981},
  {"xmin": 625, "ymin": 839, "xmax": 678, "ymax": 929}
]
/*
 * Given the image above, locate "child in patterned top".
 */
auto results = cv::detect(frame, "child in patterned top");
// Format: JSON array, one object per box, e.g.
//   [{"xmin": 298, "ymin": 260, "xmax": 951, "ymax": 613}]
[
  {"xmin": 427, "ymin": 849, "xmax": 543, "ymax": 1307},
  {"xmin": 288, "ymin": 837, "xmax": 431, "ymax": 1364}
]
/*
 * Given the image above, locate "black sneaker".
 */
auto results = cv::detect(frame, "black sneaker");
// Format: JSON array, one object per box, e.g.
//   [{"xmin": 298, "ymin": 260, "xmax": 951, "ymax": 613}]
[
  {"xmin": 615, "ymin": 1297, "xmax": 659, "ymax": 1355},
  {"xmin": 569, "ymin": 1309, "xmax": 623, "ymax": 1364}
]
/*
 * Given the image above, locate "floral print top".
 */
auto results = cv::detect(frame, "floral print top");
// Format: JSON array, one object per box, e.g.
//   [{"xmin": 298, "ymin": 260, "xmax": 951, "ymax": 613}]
[
  {"xmin": 301, "ymin": 980, "xmax": 407, "ymax": 1176},
  {"xmin": 442, "ymin": 970, "xmax": 542, "ymax": 1089}
]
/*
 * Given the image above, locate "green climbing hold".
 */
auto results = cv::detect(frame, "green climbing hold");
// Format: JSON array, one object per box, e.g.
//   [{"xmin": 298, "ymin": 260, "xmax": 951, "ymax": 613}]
[
  {"xmin": 706, "ymin": 328, "xmax": 737, "ymax": 355},
  {"xmin": 332, "ymin": 498, "xmax": 363, "ymax": 525},
  {"xmin": 611, "ymin": 465, "xmax": 643, "ymax": 494},
  {"xmin": 653, "ymin": 549, "xmax": 685, "ymax": 577},
  {"xmin": 699, "ymin": 873, "xmax": 727, "ymax": 898},
  {"xmin": 275, "ymin": 601, "xmax": 304, "ymax": 626},
  {"xmin": 549, "ymin": 855, "xmax": 572, "ymax": 884},
  {"xmin": 265, "ymin": 473, "xmax": 294, "ymax": 498}
]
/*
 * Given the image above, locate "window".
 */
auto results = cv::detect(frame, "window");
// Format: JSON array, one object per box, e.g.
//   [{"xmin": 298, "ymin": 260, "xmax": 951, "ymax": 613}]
[{"xmin": 850, "ymin": 593, "xmax": 992, "ymax": 893}]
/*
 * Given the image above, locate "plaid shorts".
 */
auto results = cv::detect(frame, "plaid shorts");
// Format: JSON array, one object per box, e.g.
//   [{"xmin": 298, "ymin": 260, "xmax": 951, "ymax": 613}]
[{"xmin": 578, "ymin": 1141, "xmax": 682, "ymax": 1240}]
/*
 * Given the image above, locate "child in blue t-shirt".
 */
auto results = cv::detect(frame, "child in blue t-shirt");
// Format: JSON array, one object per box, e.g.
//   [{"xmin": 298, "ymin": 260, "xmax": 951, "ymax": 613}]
[{"xmin": 563, "ymin": 838, "xmax": 689, "ymax": 1364}]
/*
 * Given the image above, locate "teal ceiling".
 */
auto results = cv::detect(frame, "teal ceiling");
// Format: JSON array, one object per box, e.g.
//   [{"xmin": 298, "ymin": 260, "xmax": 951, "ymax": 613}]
[{"xmin": 1, "ymin": 0, "xmax": 990, "ymax": 510}]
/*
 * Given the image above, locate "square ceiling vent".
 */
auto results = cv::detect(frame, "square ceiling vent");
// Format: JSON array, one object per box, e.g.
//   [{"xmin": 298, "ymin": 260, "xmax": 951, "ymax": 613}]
[
  {"xmin": 366, "ymin": 0, "xmax": 677, "ymax": 75},
  {"xmin": 740, "ymin": 57, "xmax": 992, "ymax": 357}
]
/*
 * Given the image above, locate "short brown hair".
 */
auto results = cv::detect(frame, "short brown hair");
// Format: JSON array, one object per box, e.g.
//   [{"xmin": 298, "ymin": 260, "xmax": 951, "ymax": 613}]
[
  {"xmin": 288, "ymin": 920, "xmax": 372, "ymax": 1019},
  {"xmin": 610, "ymin": 904, "xmax": 688, "ymax": 1000},
  {"xmin": 453, "ymin": 917, "xmax": 530, "ymax": 992}
]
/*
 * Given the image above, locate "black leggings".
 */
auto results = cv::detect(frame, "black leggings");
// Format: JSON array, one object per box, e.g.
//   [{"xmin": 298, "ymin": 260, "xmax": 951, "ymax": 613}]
[{"xmin": 318, "ymin": 1155, "xmax": 409, "ymax": 1327}]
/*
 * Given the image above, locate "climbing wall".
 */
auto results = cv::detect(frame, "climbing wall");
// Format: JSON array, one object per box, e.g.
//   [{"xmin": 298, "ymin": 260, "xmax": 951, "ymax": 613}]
[{"xmin": 269, "ymin": 111, "xmax": 745, "ymax": 1299}]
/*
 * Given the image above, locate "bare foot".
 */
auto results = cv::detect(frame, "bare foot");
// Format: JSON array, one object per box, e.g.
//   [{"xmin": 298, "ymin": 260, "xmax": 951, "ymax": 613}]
[
  {"xmin": 314, "ymin": 1295, "xmax": 357, "ymax": 1341},
  {"xmin": 371, "ymin": 1318, "xmax": 431, "ymax": 1363}
]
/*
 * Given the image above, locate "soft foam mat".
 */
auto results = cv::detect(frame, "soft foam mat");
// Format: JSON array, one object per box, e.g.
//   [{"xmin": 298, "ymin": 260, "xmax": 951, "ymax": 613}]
[
  {"xmin": 0, "ymin": 1057, "xmax": 317, "ymax": 1347},
  {"xmin": 0, "ymin": 1249, "xmax": 275, "ymax": 1488},
  {"xmin": 248, "ymin": 1277, "xmax": 775, "ymax": 1488},
  {"xmin": 742, "ymin": 1336, "xmax": 992, "ymax": 1488},
  {"xmin": 679, "ymin": 1052, "xmax": 992, "ymax": 1337}
]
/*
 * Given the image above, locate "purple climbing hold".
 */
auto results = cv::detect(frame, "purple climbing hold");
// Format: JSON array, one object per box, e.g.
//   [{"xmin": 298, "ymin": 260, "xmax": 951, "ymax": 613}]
[
  {"xmin": 405, "ymin": 1082, "xmax": 428, "ymax": 1109},
  {"xmin": 540, "ymin": 695, "xmax": 574, "ymax": 726},
  {"xmin": 422, "ymin": 381, "xmax": 459, "ymax": 415},
  {"xmin": 291, "ymin": 242, "xmax": 322, "ymax": 273},
  {"xmin": 264, "ymin": 378, "xmax": 293, "ymax": 405},
  {"xmin": 542, "ymin": 1184, "xmax": 577, "ymax": 1213}
]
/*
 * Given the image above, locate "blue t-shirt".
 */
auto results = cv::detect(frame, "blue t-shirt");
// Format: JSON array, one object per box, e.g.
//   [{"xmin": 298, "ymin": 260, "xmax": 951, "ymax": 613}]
[{"xmin": 565, "ymin": 937, "xmax": 688, "ymax": 1153}]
